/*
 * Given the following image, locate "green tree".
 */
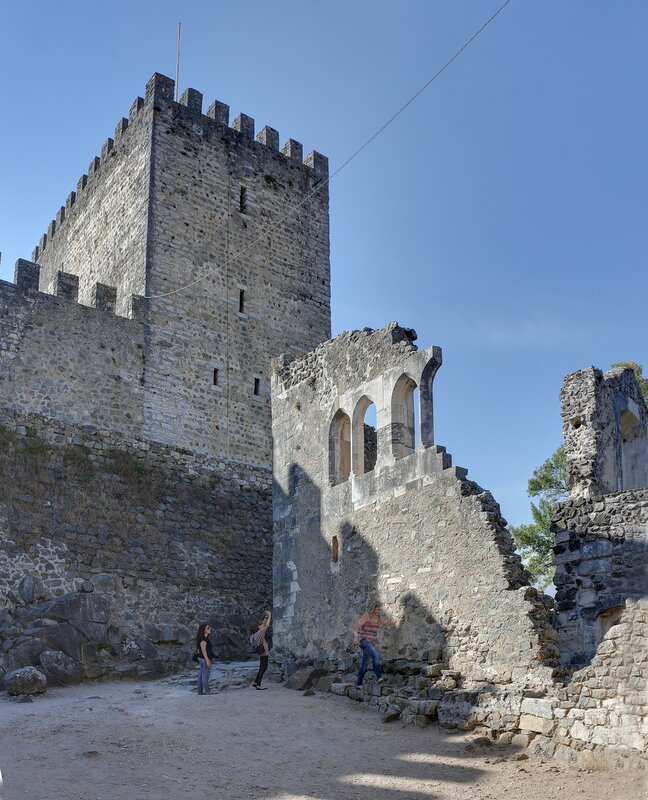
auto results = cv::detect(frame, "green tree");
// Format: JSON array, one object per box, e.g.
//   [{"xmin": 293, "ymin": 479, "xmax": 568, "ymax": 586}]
[
  {"xmin": 511, "ymin": 447, "xmax": 567, "ymax": 589},
  {"xmin": 511, "ymin": 362, "xmax": 647, "ymax": 589}
]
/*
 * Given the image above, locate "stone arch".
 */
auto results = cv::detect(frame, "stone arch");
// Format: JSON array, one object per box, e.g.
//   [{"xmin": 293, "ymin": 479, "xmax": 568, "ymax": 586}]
[
  {"xmin": 419, "ymin": 354, "xmax": 441, "ymax": 448},
  {"xmin": 391, "ymin": 374, "xmax": 417, "ymax": 459},
  {"xmin": 329, "ymin": 408, "xmax": 351, "ymax": 485},
  {"xmin": 351, "ymin": 395, "xmax": 378, "ymax": 475}
]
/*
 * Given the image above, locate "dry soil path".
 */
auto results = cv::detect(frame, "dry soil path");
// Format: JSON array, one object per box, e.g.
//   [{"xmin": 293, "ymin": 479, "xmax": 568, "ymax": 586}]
[{"xmin": 0, "ymin": 666, "xmax": 645, "ymax": 800}]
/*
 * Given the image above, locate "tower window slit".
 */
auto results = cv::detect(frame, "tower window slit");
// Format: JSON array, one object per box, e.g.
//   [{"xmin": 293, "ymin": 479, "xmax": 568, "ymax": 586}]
[
  {"xmin": 239, "ymin": 186, "xmax": 247, "ymax": 213},
  {"xmin": 239, "ymin": 289, "xmax": 245, "ymax": 313},
  {"xmin": 254, "ymin": 378, "xmax": 260, "ymax": 396}
]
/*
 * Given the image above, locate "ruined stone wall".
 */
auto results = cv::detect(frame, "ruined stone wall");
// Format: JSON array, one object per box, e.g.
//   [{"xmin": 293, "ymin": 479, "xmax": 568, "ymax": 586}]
[
  {"xmin": 552, "ymin": 491, "xmax": 648, "ymax": 666},
  {"xmin": 0, "ymin": 412, "xmax": 272, "ymax": 682},
  {"xmin": 533, "ymin": 600, "xmax": 648, "ymax": 770},
  {"xmin": 561, "ymin": 366, "xmax": 648, "ymax": 497},
  {"xmin": 0, "ymin": 264, "xmax": 145, "ymax": 436},
  {"xmin": 271, "ymin": 324, "xmax": 557, "ymax": 688}
]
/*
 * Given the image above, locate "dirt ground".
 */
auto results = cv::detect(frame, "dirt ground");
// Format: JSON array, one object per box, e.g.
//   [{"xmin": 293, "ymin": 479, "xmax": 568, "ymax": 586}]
[{"xmin": 0, "ymin": 665, "xmax": 645, "ymax": 800}]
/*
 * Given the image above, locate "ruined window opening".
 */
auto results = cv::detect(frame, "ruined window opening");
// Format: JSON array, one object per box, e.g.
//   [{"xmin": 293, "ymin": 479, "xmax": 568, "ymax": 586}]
[
  {"xmin": 239, "ymin": 186, "xmax": 247, "ymax": 213},
  {"xmin": 213, "ymin": 368, "xmax": 219, "ymax": 386},
  {"xmin": 391, "ymin": 374, "xmax": 418, "ymax": 459},
  {"xmin": 254, "ymin": 378, "xmax": 260, "ymax": 396},
  {"xmin": 352, "ymin": 396, "xmax": 377, "ymax": 475},
  {"xmin": 331, "ymin": 535, "xmax": 339, "ymax": 564},
  {"xmin": 239, "ymin": 289, "xmax": 245, "ymax": 313},
  {"xmin": 571, "ymin": 417, "xmax": 582, "ymax": 430},
  {"xmin": 329, "ymin": 409, "xmax": 351, "ymax": 485}
]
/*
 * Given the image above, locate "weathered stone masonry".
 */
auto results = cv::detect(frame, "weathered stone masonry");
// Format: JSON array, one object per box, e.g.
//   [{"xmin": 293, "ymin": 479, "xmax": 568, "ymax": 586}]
[
  {"xmin": 272, "ymin": 331, "xmax": 648, "ymax": 769},
  {"xmin": 1, "ymin": 73, "xmax": 330, "ymax": 681},
  {"xmin": 271, "ymin": 324, "xmax": 557, "ymax": 687}
]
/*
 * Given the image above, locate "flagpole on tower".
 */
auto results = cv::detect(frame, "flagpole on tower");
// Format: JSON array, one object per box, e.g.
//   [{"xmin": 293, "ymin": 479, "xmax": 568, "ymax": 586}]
[{"xmin": 175, "ymin": 22, "xmax": 182, "ymax": 101}]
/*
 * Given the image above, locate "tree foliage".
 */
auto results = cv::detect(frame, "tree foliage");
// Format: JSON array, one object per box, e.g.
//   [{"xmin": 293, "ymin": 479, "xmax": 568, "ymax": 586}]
[
  {"xmin": 511, "ymin": 448, "xmax": 567, "ymax": 589},
  {"xmin": 511, "ymin": 361, "xmax": 646, "ymax": 589}
]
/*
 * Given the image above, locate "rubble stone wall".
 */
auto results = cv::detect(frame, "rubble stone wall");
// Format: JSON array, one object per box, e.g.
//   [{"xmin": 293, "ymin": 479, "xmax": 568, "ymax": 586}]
[
  {"xmin": 561, "ymin": 366, "xmax": 648, "ymax": 497},
  {"xmin": 271, "ymin": 324, "xmax": 557, "ymax": 688},
  {"xmin": 552, "ymin": 491, "xmax": 648, "ymax": 666},
  {"xmin": 533, "ymin": 600, "xmax": 648, "ymax": 770},
  {"xmin": 0, "ymin": 412, "xmax": 272, "ymax": 683}
]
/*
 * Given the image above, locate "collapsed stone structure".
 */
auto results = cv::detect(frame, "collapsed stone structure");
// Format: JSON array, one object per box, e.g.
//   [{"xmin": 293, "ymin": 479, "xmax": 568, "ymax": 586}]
[
  {"xmin": 0, "ymin": 73, "xmax": 329, "ymax": 680},
  {"xmin": 272, "ymin": 335, "xmax": 648, "ymax": 769}
]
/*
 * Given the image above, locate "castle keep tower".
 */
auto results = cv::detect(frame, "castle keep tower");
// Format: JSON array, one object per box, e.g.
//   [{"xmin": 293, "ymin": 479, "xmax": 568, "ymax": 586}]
[
  {"xmin": 0, "ymin": 73, "xmax": 330, "ymax": 677},
  {"xmin": 32, "ymin": 73, "xmax": 331, "ymax": 469}
]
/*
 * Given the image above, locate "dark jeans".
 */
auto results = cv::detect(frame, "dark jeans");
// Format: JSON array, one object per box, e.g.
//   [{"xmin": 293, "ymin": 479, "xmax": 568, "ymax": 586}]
[
  {"xmin": 254, "ymin": 655, "xmax": 268, "ymax": 686},
  {"xmin": 356, "ymin": 639, "xmax": 381, "ymax": 686}
]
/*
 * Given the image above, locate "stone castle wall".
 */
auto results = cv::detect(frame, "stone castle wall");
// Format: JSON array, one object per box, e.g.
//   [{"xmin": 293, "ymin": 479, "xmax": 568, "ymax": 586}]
[
  {"xmin": 0, "ymin": 410, "xmax": 272, "ymax": 682},
  {"xmin": 1, "ymin": 74, "xmax": 330, "ymax": 684},
  {"xmin": 31, "ymin": 73, "xmax": 331, "ymax": 469},
  {"xmin": 561, "ymin": 366, "xmax": 648, "ymax": 497},
  {"xmin": 0, "ymin": 262, "xmax": 145, "ymax": 437},
  {"xmin": 33, "ymin": 96, "xmax": 152, "ymax": 315},
  {"xmin": 552, "ymin": 490, "xmax": 648, "ymax": 666},
  {"xmin": 532, "ymin": 600, "xmax": 648, "ymax": 770},
  {"xmin": 271, "ymin": 324, "xmax": 557, "ymax": 688}
]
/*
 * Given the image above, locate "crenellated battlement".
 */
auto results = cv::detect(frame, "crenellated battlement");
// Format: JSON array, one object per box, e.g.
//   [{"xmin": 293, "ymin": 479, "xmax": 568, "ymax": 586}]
[
  {"xmin": 6, "ymin": 259, "xmax": 144, "ymax": 321},
  {"xmin": 33, "ymin": 73, "xmax": 328, "ymax": 259},
  {"xmin": 144, "ymin": 72, "xmax": 328, "ymax": 175},
  {"xmin": 33, "ymin": 93, "xmax": 149, "ymax": 261}
]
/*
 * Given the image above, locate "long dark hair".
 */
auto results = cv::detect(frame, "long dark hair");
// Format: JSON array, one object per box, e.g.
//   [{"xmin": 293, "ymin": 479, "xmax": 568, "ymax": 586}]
[{"xmin": 195, "ymin": 623, "xmax": 209, "ymax": 649}]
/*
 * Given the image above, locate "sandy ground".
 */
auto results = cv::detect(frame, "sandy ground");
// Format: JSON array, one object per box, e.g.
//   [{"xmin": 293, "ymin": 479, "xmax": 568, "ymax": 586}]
[{"xmin": 0, "ymin": 663, "xmax": 645, "ymax": 800}]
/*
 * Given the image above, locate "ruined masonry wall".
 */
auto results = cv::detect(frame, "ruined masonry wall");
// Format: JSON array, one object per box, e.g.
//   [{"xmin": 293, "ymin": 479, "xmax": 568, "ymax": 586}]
[
  {"xmin": 561, "ymin": 366, "xmax": 648, "ymax": 497},
  {"xmin": 552, "ymin": 490, "xmax": 648, "ymax": 667},
  {"xmin": 271, "ymin": 325, "xmax": 557, "ymax": 687},
  {"xmin": 533, "ymin": 600, "xmax": 648, "ymax": 770},
  {"xmin": 0, "ymin": 273, "xmax": 145, "ymax": 437}
]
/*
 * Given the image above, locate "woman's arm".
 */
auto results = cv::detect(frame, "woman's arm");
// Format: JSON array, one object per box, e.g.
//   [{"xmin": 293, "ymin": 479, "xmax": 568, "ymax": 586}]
[{"xmin": 260, "ymin": 610, "xmax": 272, "ymax": 631}]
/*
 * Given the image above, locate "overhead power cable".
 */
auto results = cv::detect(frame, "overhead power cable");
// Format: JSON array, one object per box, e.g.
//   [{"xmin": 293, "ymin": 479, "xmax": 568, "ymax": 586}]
[{"xmin": 144, "ymin": 0, "xmax": 514, "ymax": 300}]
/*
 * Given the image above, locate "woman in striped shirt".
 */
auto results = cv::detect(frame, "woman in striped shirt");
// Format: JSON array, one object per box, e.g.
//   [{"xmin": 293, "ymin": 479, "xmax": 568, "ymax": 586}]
[{"xmin": 351, "ymin": 604, "xmax": 395, "ymax": 687}]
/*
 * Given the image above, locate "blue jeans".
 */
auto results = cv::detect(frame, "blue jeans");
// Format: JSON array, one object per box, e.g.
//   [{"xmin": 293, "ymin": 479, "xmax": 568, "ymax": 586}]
[
  {"xmin": 356, "ymin": 639, "xmax": 381, "ymax": 686},
  {"xmin": 197, "ymin": 658, "xmax": 211, "ymax": 694}
]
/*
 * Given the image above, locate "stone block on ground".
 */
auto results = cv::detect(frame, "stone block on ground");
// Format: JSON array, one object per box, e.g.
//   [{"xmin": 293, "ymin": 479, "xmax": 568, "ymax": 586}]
[
  {"xmin": 437, "ymin": 690, "xmax": 480, "ymax": 731},
  {"xmin": 38, "ymin": 650, "xmax": 86, "ymax": 686},
  {"xmin": 312, "ymin": 674, "xmax": 338, "ymax": 693},
  {"xmin": 519, "ymin": 714, "xmax": 556, "ymax": 736},
  {"xmin": 5, "ymin": 666, "xmax": 47, "ymax": 695},
  {"xmin": 285, "ymin": 667, "xmax": 327, "ymax": 691},
  {"xmin": 382, "ymin": 704, "xmax": 402, "ymax": 723},
  {"xmin": 330, "ymin": 682, "xmax": 351, "ymax": 696}
]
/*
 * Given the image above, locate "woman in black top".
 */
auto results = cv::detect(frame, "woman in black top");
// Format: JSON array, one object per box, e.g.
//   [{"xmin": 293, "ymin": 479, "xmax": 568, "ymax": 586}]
[{"xmin": 195, "ymin": 623, "xmax": 214, "ymax": 695}]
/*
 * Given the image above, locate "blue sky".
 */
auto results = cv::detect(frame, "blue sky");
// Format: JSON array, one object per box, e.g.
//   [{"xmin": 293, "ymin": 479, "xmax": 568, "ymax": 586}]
[{"xmin": 1, "ymin": 1, "xmax": 646, "ymax": 526}]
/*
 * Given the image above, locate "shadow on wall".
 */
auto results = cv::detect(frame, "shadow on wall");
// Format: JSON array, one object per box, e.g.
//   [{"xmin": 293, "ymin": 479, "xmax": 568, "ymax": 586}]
[{"xmin": 273, "ymin": 463, "xmax": 446, "ymax": 668}]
